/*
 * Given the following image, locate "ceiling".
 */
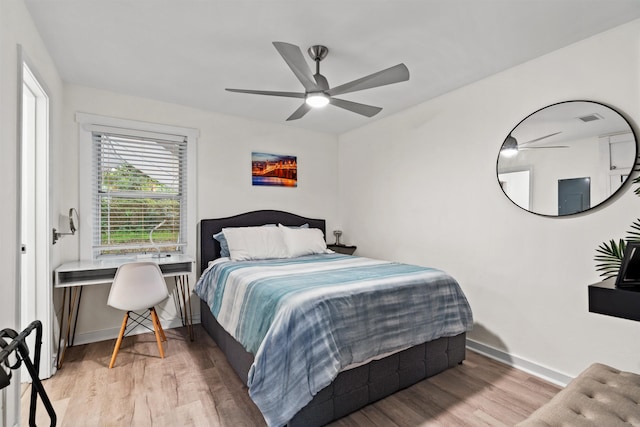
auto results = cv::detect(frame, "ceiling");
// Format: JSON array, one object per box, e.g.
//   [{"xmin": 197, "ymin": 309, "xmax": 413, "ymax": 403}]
[
  {"xmin": 512, "ymin": 101, "xmax": 632, "ymax": 147},
  {"xmin": 24, "ymin": 0, "xmax": 640, "ymax": 135}
]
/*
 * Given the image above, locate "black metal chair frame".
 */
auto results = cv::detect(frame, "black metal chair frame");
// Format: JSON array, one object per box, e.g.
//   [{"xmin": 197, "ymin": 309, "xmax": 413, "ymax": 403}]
[{"xmin": 0, "ymin": 320, "xmax": 57, "ymax": 426}]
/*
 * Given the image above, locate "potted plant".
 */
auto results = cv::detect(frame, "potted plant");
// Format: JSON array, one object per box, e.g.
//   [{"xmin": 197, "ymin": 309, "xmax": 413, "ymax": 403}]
[{"xmin": 595, "ymin": 176, "xmax": 640, "ymax": 279}]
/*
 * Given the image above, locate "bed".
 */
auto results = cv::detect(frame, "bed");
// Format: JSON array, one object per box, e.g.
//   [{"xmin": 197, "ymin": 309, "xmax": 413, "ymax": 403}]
[{"xmin": 196, "ymin": 210, "xmax": 472, "ymax": 427}]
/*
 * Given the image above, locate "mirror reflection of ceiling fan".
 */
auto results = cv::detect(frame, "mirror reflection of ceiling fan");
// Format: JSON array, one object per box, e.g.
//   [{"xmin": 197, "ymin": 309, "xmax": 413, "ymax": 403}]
[
  {"xmin": 500, "ymin": 131, "xmax": 568, "ymax": 157},
  {"xmin": 226, "ymin": 41, "xmax": 410, "ymax": 121}
]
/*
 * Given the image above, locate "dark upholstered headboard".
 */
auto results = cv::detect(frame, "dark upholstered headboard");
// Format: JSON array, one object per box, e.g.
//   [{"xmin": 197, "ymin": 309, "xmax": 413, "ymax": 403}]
[{"xmin": 199, "ymin": 210, "xmax": 326, "ymax": 274}]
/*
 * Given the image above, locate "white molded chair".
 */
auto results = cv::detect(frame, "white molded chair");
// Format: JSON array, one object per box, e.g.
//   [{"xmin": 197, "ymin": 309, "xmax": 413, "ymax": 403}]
[{"xmin": 107, "ymin": 262, "xmax": 169, "ymax": 369}]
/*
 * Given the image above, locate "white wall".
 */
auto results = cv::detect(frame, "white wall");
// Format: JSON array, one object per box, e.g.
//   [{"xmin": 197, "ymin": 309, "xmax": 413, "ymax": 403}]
[
  {"xmin": 0, "ymin": 1, "xmax": 64, "ymax": 425},
  {"xmin": 338, "ymin": 19, "xmax": 640, "ymax": 382},
  {"xmin": 60, "ymin": 85, "xmax": 339, "ymax": 341}
]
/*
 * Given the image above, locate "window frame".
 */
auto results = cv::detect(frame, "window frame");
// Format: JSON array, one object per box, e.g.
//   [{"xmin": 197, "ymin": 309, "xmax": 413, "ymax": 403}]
[{"xmin": 77, "ymin": 113, "xmax": 198, "ymax": 261}]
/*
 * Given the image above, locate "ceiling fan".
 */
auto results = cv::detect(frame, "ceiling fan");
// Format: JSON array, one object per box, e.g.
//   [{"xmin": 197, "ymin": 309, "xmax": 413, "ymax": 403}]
[
  {"xmin": 500, "ymin": 131, "xmax": 568, "ymax": 157},
  {"xmin": 226, "ymin": 42, "xmax": 410, "ymax": 121}
]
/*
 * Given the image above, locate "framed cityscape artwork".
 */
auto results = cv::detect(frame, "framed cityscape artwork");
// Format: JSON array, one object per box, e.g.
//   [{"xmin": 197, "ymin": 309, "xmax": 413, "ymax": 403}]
[{"xmin": 251, "ymin": 152, "xmax": 297, "ymax": 187}]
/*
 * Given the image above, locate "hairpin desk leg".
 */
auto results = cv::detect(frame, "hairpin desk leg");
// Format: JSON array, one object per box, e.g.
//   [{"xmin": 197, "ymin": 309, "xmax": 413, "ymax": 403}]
[
  {"xmin": 55, "ymin": 287, "xmax": 67, "ymax": 369},
  {"xmin": 56, "ymin": 286, "xmax": 81, "ymax": 369},
  {"xmin": 175, "ymin": 275, "xmax": 194, "ymax": 341},
  {"xmin": 71, "ymin": 286, "xmax": 83, "ymax": 346}
]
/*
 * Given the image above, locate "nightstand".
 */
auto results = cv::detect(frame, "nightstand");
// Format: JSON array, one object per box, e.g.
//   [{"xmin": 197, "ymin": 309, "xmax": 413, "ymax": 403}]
[{"xmin": 327, "ymin": 244, "xmax": 357, "ymax": 255}]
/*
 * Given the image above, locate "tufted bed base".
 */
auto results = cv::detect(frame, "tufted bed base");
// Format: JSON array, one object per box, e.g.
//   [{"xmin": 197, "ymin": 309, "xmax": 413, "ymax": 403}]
[
  {"xmin": 200, "ymin": 298, "xmax": 466, "ymax": 427},
  {"xmin": 516, "ymin": 363, "xmax": 640, "ymax": 426}
]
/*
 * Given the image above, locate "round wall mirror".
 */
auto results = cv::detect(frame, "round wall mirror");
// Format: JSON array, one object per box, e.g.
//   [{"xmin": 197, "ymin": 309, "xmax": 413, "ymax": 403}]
[{"xmin": 497, "ymin": 101, "xmax": 637, "ymax": 216}]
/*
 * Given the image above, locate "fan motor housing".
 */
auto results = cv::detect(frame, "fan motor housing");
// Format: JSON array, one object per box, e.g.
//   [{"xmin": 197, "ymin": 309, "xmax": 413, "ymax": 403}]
[{"xmin": 308, "ymin": 45, "xmax": 329, "ymax": 62}]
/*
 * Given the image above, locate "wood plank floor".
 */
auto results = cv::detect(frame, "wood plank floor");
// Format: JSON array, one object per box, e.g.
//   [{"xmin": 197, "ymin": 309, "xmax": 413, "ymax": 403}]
[{"xmin": 22, "ymin": 325, "xmax": 560, "ymax": 426}]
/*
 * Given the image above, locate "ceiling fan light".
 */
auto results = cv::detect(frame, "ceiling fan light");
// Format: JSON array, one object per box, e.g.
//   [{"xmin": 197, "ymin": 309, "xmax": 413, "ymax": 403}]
[
  {"xmin": 501, "ymin": 147, "xmax": 518, "ymax": 158},
  {"xmin": 305, "ymin": 93, "xmax": 329, "ymax": 108},
  {"xmin": 500, "ymin": 135, "xmax": 518, "ymax": 157}
]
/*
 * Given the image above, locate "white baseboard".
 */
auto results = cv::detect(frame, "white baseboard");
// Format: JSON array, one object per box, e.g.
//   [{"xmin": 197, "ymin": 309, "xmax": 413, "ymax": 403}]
[
  {"xmin": 71, "ymin": 315, "xmax": 201, "ymax": 347},
  {"xmin": 466, "ymin": 338, "xmax": 572, "ymax": 387}
]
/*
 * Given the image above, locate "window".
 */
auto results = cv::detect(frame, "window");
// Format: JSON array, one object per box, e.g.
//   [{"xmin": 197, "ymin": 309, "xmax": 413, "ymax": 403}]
[
  {"xmin": 77, "ymin": 114, "xmax": 198, "ymax": 259},
  {"xmin": 93, "ymin": 130, "xmax": 186, "ymax": 255}
]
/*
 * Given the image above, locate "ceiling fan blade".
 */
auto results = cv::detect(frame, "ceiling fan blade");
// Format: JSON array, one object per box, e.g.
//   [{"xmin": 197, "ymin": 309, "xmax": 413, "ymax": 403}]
[
  {"xmin": 273, "ymin": 42, "xmax": 319, "ymax": 92},
  {"xmin": 330, "ymin": 98, "xmax": 382, "ymax": 117},
  {"xmin": 327, "ymin": 63, "xmax": 409, "ymax": 97},
  {"xmin": 520, "ymin": 131, "xmax": 562, "ymax": 145},
  {"xmin": 286, "ymin": 103, "xmax": 312, "ymax": 121},
  {"xmin": 520, "ymin": 145, "xmax": 569, "ymax": 150},
  {"xmin": 225, "ymin": 88, "xmax": 305, "ymax": 98}
]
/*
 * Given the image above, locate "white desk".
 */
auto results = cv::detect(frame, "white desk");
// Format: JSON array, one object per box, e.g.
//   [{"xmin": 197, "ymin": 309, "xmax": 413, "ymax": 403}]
[{"xmin": 54, "ymin": 255, "xmax": 195, "ymax": 368}]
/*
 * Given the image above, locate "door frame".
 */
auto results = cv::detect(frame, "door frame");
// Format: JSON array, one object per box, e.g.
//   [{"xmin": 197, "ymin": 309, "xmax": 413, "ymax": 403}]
[{"xmin": 17, "ymin": 46, "xmax": 53, "ymax": 380}]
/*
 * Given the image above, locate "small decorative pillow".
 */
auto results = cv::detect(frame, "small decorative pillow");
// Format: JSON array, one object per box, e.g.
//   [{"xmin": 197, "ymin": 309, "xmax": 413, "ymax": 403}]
[
  {"xmin": 279, "ymin": 224, "xmax": 328, "ymax": 258},
  {"xmin": 213, "ymin": 231, "xmax": 230, "ymax": 257},
  {"xmin": 223, "ymin": 226, "xmax": 288, "ymax": 261}
]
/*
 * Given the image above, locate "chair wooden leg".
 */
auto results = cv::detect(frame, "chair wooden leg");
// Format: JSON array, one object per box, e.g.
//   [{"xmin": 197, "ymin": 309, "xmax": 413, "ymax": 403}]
[
  {"xmin": 109, "ymin": 312, "xmax": 129, "ymax": 369},
  {"xmin": 150, "ymin": 308, "xmax": 165, "ymax": 359},
  {"xmin": 156, "ymin": 314, "xmax": 167, "ymax": 342}
]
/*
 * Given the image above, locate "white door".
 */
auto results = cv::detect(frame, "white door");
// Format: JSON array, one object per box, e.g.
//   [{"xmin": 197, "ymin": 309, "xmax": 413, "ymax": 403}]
[
  {"xmin": 498, "ymin": 170, "xmax": 531, "ymax": 210},
  {"xmin": 20, "ymin": 61, "xmax": 52, "ymax": 380}
]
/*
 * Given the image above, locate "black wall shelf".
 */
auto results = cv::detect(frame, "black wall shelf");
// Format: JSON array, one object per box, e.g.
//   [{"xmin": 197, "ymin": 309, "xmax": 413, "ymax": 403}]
[{"xmin": 589, "ymin": 278, "xmax": 640, "ymax": 322}]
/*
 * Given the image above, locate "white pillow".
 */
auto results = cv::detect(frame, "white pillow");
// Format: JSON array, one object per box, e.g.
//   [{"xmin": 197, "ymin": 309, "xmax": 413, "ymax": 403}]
[
  {"xmin": 278, "ymin": 224, "xmax": 329, "ymax": 258},
  {"xmin": 223, "ymin": 226, "xmax": 288, "ymax": 261}
]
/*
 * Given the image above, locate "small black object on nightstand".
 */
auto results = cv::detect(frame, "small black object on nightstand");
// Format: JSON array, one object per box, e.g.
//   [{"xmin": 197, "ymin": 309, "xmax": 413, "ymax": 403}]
[{"xmin": 327, "ymin": 244, "xmax": 357, "ymax": 255}]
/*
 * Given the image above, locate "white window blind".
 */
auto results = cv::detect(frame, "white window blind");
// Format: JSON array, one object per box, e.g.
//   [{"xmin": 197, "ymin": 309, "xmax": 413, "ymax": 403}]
[{"xmin": 91, "ymin": 128, "xmax": 187, "ymax": 256}]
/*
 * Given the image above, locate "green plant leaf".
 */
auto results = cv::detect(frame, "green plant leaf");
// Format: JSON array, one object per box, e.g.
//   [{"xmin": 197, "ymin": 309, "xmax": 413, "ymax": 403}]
[
  {"xmin": 594, "ymin": 238, "xmax": 626, "ymax": 280},
  {"xmin": 626, "ymin": 219, "xmax": 640, "ymax": 243},
  {"xmin": 633, "ymin": 175, "xmax": 640, "ymax": 196}
]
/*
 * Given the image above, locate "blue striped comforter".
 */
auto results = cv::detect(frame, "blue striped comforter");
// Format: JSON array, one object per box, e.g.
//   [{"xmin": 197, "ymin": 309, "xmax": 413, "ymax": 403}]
[{"xmin": 195, "ymin": 253, "xmax": 473, "ymax": 427}]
